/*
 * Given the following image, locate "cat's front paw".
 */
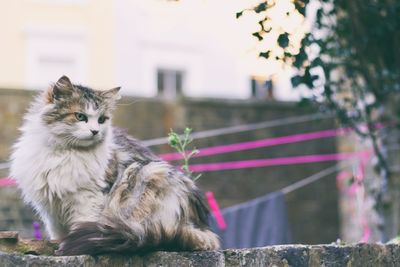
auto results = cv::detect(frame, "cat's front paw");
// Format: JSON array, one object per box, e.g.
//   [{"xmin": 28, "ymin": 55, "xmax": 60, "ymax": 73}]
[{"xmin": 195, "ymin": 230, "xmax": 221, "ymax": 251}]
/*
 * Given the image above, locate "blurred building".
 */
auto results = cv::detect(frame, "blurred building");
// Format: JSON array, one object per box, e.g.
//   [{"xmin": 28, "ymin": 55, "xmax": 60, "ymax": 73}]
[
  {"xmin": 0, "ymin": 0, "xmax": 116, "ymax": 90},
  {"xmin": 0, "ymin": 0, "xmax": 303, "ymax": 101}
]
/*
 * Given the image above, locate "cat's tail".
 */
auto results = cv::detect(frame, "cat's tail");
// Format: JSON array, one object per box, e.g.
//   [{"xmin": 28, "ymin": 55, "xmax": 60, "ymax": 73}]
[
  {"xmin": 56, "ymin": 218, "xmax": 220, "ymax": 256},
  {"xmin": 55, "ymin": 220, "xmax": 141, "ymax": 256}
]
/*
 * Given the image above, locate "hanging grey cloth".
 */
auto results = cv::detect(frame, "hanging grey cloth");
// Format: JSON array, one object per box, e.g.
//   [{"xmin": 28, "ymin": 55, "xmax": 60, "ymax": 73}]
[{"xmin": 209, "ymin": 191, "xmax": 291, "ymax": 249}]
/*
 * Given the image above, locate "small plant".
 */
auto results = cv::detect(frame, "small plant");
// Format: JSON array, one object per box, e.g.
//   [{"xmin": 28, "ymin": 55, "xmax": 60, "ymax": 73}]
[{"xmin": 168, "ymin": 127, "xmax": 201, "ymax": 181}]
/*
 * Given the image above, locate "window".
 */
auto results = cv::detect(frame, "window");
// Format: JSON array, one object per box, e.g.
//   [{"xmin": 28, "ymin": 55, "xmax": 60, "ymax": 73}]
[
  {"xmin": 250, "ymin": 76, "xmax": 273, "ymax": 100},
  {"xmin": 157, "ymin": 69, "xmax": 185, "ymax": 98}
]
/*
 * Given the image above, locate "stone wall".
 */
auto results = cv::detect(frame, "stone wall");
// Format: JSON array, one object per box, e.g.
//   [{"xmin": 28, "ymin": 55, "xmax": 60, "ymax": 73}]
[
  {"xmin": 0, "ymin": 89, "xmax": 339, "ymax": 243},
  {"xmin": 1, "ymin": 244, "xmax": 400, "ymax": 267}
]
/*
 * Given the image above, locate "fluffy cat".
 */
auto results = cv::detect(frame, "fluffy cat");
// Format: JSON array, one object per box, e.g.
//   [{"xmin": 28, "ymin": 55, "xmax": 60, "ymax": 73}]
[{"xmin": 10, "ymin": 76, "xmax": 220, "ymax": 255}]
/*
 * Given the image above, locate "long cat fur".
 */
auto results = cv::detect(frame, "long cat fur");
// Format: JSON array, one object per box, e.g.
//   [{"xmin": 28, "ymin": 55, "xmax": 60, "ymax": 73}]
[{"xmin": 10, "ymin": 76, "xmax": 219, "ymax": 255}]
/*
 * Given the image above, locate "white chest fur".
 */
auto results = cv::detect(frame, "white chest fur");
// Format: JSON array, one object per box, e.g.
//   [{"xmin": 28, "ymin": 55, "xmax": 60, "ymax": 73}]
[
  {"xmin": 12, "ymin": 136, "xmax": 109, "ymax": 197},
  {"xmin": 10, "ymin": 123, "xmax": 111, "ymax": 238}
]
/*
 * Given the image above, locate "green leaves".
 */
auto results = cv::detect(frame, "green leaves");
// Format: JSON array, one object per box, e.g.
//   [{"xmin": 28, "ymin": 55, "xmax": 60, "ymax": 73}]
[
  {"xmin": 293, "ymin": 0, "xmax": 307, "ymax": 16},
  {"xmin": 290, "ymin": 67, "xmax": 319, "ymax": 89},
  {"xmin": 167, "ymin": 128, "xmax": 202, "ymax": 181},
  {"xmin": 252, "ymin": 32, "xmax": 263, "ymax": 41},
  {"xmin": 291, "ymin": 75, "xmax": 303, "ymax": 88},
  {"xmin": 167, "ymin": 132, "xmax": 179, "ymax": 147},
  {"xmin": 259, "ymin": 51, "xmax": 271, "ymax": 59},
  {"xmin": 277, "ymin": 33, "xmax": 289, "ymax": 48},
  {"xmin": 293, "ymin": 49, "xmax": 307, "ymax": 69},
  {"xmin": 254, "ymin": 2, "xmax": 267, "ymax": 13}
]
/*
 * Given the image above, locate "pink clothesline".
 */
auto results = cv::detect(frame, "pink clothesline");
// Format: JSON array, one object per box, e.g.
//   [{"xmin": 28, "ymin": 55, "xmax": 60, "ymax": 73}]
[
  {"xmin": 160, "ymin": 128, "xmax": 350, "ymax": 161},
  {"xmin": 0, "ymin": 178, "xmax": 16, "ymax": 187},
  {"xmin": 188, "ymin": 152, "xmax": 366, "ymax": 173}
]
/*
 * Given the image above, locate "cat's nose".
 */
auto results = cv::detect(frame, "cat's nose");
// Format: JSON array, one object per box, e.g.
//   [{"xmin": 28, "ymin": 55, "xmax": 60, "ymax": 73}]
[{"xmin": 91, "ymin": 130, "xmax": 99, "ymax": 136}]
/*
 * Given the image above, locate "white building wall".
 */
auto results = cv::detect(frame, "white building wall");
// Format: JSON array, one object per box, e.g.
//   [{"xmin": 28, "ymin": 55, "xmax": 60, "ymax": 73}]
[
  {"xmin": 115, "ymin": 0, "xmax": 255, "ymax": 99},
  {"xmin": 24, "ymin": 27, "xmax": 88, "ymax": 90}
]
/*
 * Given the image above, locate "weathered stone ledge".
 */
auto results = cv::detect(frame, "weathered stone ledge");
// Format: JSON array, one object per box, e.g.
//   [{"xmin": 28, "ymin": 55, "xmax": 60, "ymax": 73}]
[{"xmin": 1, "ymin": 243, "xmax": 400, "ymax": 267}]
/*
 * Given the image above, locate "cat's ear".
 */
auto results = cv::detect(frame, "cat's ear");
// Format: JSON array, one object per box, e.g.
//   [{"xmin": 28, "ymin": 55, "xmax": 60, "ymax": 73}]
[
  {"xmin": 101, "ymin": 87, "xmax": 121, "ymax": 100},
  {"xmin": 51, "ymin": 76, "xmax": 75, "ymax": 101},
  {"xmin": 46, "ymin": 76, "xmax": 74, "ymax": 103}
]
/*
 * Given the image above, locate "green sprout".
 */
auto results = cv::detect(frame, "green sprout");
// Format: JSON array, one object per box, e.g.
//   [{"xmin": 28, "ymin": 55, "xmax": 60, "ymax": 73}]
[{"xmin": 168, "ymin": 127, "xmax": 201, "ymax": 181}]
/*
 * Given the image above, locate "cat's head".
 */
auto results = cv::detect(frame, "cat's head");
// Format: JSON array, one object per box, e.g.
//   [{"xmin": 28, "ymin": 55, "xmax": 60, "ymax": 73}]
[{"xmin": 41, "ymin": 76, "xmax": 120, "ymax": 148}]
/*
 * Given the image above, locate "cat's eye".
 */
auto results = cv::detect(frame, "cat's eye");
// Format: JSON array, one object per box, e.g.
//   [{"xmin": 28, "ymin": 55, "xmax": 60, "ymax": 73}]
[
  {"xmin": 98, "ymin": 115, "xmax": 108, "ymax": 124},
  {"xmin": 74, "ymin": 112, "xmax": 88, "ymax": 122}
]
